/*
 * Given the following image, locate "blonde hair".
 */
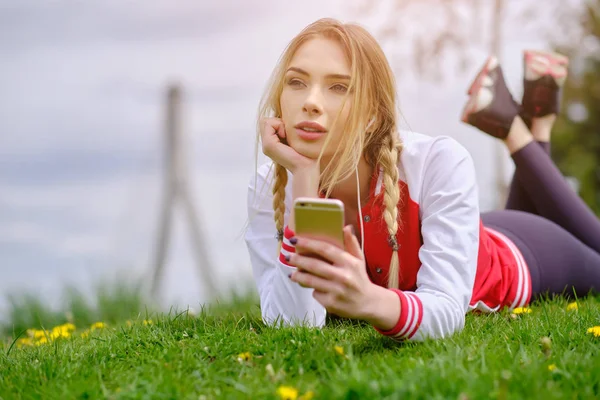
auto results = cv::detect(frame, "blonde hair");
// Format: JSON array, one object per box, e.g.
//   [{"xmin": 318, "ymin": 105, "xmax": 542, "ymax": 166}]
[{"xmin": 256, "ymin": 18, "xmax": 403, "ymax": 289}]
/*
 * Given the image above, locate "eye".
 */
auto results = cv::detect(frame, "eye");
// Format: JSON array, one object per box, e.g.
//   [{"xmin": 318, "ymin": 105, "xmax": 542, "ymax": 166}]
[
  {"xmin": 331, "ymin": 84, "xmax": 348, "ymax": 93},
  {"xmin": 287, "ymin": 78, "xmax": 305, "ymax": 88}
]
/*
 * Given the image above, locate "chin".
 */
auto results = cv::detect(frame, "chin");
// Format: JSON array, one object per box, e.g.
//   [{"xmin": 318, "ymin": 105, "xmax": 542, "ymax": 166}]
[
  {"xmin": 297, "ymin": 147, "xmax": 322, "ymax": 160},
  {"xmin": 289, "ymin": 138, "xmax": 323, "ymax": 159}
]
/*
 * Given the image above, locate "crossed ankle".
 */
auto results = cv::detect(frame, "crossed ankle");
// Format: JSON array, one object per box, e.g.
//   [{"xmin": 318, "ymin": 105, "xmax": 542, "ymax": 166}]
[
  {"xmin": 530, "ymin": 114, "xmax": 556, "ymax": 142},
  {"xmin": 503, "ymin": 117, "xmax": 535, "ymax": 154}
]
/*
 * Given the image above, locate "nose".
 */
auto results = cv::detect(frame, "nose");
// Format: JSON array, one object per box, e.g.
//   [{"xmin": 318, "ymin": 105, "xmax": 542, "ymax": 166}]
[{"xmin": 302, "ymin": 87, "xmax": 323, "ymax": 116}]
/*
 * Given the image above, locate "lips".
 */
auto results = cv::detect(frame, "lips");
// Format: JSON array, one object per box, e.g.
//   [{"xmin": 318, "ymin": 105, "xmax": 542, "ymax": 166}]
[{"xmin": 294, "ymin": 121, "xmax": 327, "ymax": 141}]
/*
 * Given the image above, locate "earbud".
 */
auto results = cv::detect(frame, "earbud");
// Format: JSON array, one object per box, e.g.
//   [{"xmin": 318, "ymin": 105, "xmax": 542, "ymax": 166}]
[{"xmin": 366, "ymin": 118, "xmax": 375, "ymax": 131}]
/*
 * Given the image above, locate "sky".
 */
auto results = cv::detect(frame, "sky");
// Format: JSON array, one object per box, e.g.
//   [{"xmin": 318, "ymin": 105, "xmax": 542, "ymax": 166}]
[{"xmin": 0, "ymin": 0, "xmax": 565, "ymax": 318}]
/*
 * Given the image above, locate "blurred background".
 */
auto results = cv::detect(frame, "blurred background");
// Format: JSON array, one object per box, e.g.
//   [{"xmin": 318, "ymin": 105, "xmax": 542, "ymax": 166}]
[{"xmin": 1, "ymin": 0, "xmax": 598, "ymax": 323}]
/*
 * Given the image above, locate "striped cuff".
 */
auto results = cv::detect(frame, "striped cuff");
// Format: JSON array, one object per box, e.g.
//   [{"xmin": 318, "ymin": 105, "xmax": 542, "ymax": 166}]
[
  {"xmin": 279, "ymin": 226, "xmax": 296, "ymax": 266},
  {"xmin": 374, "ymin": 289, "xmax": 423, "ymax": 341}
]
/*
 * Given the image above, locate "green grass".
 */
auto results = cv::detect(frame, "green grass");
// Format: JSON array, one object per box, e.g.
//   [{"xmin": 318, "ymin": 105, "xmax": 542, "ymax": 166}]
[
  {"xmin": 1, "ymin": 295, "xmax": 599, "ymax": 399},
  {"xmin": 1, "ymin": 280, "xmax": 149, "ymax": 337}
]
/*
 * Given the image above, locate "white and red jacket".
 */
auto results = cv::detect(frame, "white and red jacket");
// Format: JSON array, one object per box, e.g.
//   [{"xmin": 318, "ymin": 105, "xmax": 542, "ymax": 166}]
[{"xmin": 245, "ymin": 130, "xmax": 532, "ymax": 341}]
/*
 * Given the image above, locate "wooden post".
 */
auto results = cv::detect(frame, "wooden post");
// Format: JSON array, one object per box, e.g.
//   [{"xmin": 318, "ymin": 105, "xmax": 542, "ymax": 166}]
[{"xmin": 150, "ymin": 83, "xmax": 217, "ymax": 301}]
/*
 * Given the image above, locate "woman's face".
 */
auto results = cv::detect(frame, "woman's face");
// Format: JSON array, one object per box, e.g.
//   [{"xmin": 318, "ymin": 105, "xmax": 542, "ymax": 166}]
[{"xmin": 280, "ymin": 37, "xmax": 352, "ymax": 160}]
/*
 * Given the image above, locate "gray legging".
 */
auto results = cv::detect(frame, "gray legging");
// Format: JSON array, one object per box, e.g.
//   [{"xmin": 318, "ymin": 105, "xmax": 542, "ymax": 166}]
[{"xmin": 481, "ymin": 141, "xmax": 600, "ymax": 299}]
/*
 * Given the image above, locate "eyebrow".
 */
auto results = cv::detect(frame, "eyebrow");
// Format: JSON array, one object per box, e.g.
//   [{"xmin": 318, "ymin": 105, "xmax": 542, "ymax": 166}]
[{"xmin": 286, "ymin": 66, "xmax": 351, "ymax": 80}]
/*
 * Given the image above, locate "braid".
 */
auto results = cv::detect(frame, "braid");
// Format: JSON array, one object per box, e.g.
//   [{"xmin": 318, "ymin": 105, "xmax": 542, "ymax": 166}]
[
  {"xmin": 272, "ymin": 163, "xmax": 288, "ymax": 249},
  {"xmin": 378, "ymin": 139, "xmax": 403, "ymax": 289}
]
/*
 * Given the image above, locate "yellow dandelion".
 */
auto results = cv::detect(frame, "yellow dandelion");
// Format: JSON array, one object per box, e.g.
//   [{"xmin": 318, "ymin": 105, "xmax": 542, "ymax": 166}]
[
  {"xmin": 81, "ymin": 329, "xmax": 91, "ymax": 339},
  {"xmin": 587, "ymin": 326, "xmax": 600, "ymax": 337},
  {"xmin": 567, "ymin": 302, "xmax": 578, "ymax": 311},
  {"xmin": 299, "ymin": 391, "xmax": 315, "ymax": 400},
  {"xmin": 57, "ymin": 323, "xmax": 76, "ymax": 332},
  {"xmin": 35, "ymin": 336, "xmax": 48, "ymax": 346},
  {"xmin": 91, "ymin": 322, "xmax": 106, "ymax": 331},
  {"xmin": 28, "ymin": 329, "xmax": 47, "ymax": 340},
  {"xmin": 16, "ymin": 337, "xmax": 33, "ymax": 348},
  {"xmin": 143, "ymin": 319, "xmax": 153, "ymax": 326},
  {"xmin": 334, "ymin": 345, "xmax": 345, "ymax": 356},
  {"xmin": 512, "ymin": 307, "xmax": 532, "ymax": 315},
  {"xmin": 548, "ymin": 364, "xmax": 557, "ymax": 372},
  {"xmin": 126, "ymin": 320, "xmax": 133, "ymax": 327},
  {"xmin": 237, "ymin": 352, "xmax": 252, "ymax": 362},
  {"xmin": 277, "ymin": 386, "xmax": 298, "ymax": 400},
  {"xmin": 50, "ymin": 325, "xmax": 71, "ymax": 340}
]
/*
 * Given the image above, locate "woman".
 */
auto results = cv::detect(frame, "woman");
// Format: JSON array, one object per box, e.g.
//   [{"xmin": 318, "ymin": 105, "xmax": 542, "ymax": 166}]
[{"xmin": 244, "ymin": 18, "xmax": 600, "ymax": 341}]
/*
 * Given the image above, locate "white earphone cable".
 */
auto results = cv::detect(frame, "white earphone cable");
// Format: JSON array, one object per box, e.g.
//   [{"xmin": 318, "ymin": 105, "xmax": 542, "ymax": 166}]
[
  {"xmin": 356, "ymin": 166, "xmax": 365, "ymax": 253},
  {"xmin": 356, "ymin": 120, "xmax": 375, "ymax": 254}
]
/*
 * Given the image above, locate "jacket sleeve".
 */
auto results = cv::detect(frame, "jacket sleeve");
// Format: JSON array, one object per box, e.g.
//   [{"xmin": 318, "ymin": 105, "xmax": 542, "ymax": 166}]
[
  {"xmin": 376, "ymin": 137, "xmax": 480, "ymax": 341},
  {"xmin": 244, "ymin": 164, "xmax": 326, "ymax": 327}
]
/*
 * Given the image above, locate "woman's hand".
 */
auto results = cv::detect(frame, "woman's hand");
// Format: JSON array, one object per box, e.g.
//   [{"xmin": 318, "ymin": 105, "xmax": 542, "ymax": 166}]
[
  {"xmin": 288, "ymin": 225, "xmax": 379, "ymax": 321},
  {"xmin": 260, "ymin": 117, "xmax": 317, "ymax": 174}
]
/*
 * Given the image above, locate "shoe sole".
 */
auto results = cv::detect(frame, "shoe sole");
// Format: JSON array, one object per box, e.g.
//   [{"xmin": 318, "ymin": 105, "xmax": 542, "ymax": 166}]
[
  {"xmin": 524, "ymin": 50, "xmax": 569, "ymax": 82},
  {"xmin": 467, "ymin": 55, "xmax": 498, "ymax": 95},
  {"xmin": 524, "ymin": 50, "xmax": 568, "ymax": 66},
  {"xmin": 462, "ymin": 56, "xmax": 497, "ymax": 123}
]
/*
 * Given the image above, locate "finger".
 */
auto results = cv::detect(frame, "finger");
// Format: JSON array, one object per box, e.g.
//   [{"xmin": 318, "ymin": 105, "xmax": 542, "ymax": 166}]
[
  {"xmin": 274, "ymin": 120, "xmax": 287, "ymax": 140},
  {"xmin": 295, "ymin": 237, "xmax": 355, "ymax": 267},
  {"xmin": 343, "ymin": 225, "xmax": 364, "ymax": 260},
  {"xmin": 291, "ymin": 270, "xmax": 336, "ymax": 292},
  {"xmin": 312, "ymin": 290, "xmax": 339, "ymax": 315},
  {"xmin": 289, "ymin": 253, "xmax": 338, "ymax": 281},
  {"xmin": 312, "ymin": 289, "xmax": 328, "ymax": 305},
  {"xmin": 260, "ymin": 118, "xmax": 280, "ymax": 142},
  {"xmin": 264, "ymin": 118, "xmax": 285, "ymax": 140}
]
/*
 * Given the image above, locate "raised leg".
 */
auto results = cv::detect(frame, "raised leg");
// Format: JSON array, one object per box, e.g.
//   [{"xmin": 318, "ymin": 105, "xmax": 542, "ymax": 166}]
[
  {"xmin": 462, "ymin": 53, "xmax": 600, "ymax": 253},
  {"xmin": 506, "ymin": 124, "xmax": 600, "ymax": 253}
]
